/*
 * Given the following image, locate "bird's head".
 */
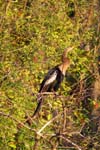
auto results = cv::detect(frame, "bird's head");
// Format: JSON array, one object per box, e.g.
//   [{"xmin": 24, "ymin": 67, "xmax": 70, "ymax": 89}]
[
  {"xmin": 62, "ymin": 46, "xmax": 74, "ymax": 63},
  {"xmin": 59, "ymin": 46, "xmax": 74, "ymax": 75}
]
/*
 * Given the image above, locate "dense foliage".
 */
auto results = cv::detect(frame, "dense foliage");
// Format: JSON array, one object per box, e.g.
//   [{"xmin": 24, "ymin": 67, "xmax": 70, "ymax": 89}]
[{"xmin": 0, "ymin": 0, "xmax": 100, "ymax": 149}]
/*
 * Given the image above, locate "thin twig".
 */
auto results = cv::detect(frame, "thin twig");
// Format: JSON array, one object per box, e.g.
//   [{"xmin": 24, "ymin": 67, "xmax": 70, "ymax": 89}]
[
  {"xmin": 37, "ymin": 114, "xmax": 61, "ymax": 135},
  {"xmin": 59, "ymin": 135, "xmax": 82, "ymax": 150}
]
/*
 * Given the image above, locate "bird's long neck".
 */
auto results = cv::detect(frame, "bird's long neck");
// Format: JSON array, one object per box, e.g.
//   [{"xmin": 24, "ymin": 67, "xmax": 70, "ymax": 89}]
[{"xmin": 58, "ymin": 62, "xmax": 70, "ymax": 76}]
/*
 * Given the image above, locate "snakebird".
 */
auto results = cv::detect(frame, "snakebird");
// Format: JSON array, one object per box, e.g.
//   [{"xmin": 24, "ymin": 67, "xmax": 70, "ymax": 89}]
[{"xmin": 32, "ymin": 47, "xmax": 74, "ymax": 118}]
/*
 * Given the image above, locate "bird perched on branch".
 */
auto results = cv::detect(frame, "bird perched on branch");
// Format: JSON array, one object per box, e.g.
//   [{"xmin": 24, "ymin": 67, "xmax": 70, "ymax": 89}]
[
  {"xmin": 31, "ymin": 47, "xmax": 74, "ymax": 118},
  {"xmin": 25, "ymin": 47, "xmax": 74, "ymax": 125}
]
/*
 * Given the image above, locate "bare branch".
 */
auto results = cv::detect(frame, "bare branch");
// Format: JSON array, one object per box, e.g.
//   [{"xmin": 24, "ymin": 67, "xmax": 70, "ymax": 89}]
[
  {"xmin": 59, "ymin": 135, "xmax": 82, "ymax": 150},
  {"xmin": 37, "ymin": 114, "xmax": 61, "ymax": 135}
]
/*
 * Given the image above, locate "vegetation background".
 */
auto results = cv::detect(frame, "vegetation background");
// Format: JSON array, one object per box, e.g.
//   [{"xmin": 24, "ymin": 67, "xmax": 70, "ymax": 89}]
[{"xmin": 0, "ymin": 0, "xmax": 100, "ymax": 149}]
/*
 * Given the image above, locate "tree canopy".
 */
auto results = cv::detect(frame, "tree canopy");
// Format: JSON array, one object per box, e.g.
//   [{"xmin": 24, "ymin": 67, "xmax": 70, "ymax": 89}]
[{"xmin": 0, "ymin": 0, "xmax": 100, "ymax": 149}]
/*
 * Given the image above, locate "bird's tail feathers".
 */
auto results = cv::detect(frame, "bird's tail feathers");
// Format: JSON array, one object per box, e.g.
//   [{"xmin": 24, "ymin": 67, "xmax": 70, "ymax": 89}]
[{"xmin": 32, "ymin": 96, "xmax": 43, "ymax": 117}]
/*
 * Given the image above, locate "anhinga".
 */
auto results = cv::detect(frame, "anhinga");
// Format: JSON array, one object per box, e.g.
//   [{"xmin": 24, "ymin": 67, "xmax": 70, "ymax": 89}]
[{"xmin": 32, "ymin": 47, "xmax": 74, "ymax": 118}]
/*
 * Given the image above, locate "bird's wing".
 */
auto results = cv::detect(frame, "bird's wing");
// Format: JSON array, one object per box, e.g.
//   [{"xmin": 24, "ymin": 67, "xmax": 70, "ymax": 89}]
[
  {"xmin": 45, "ymin": 70, "xmax": 57, "ymax": 85},
  {"xmin": 39, "ymin": 67, "xmax": 58, "ymax": 92}
]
